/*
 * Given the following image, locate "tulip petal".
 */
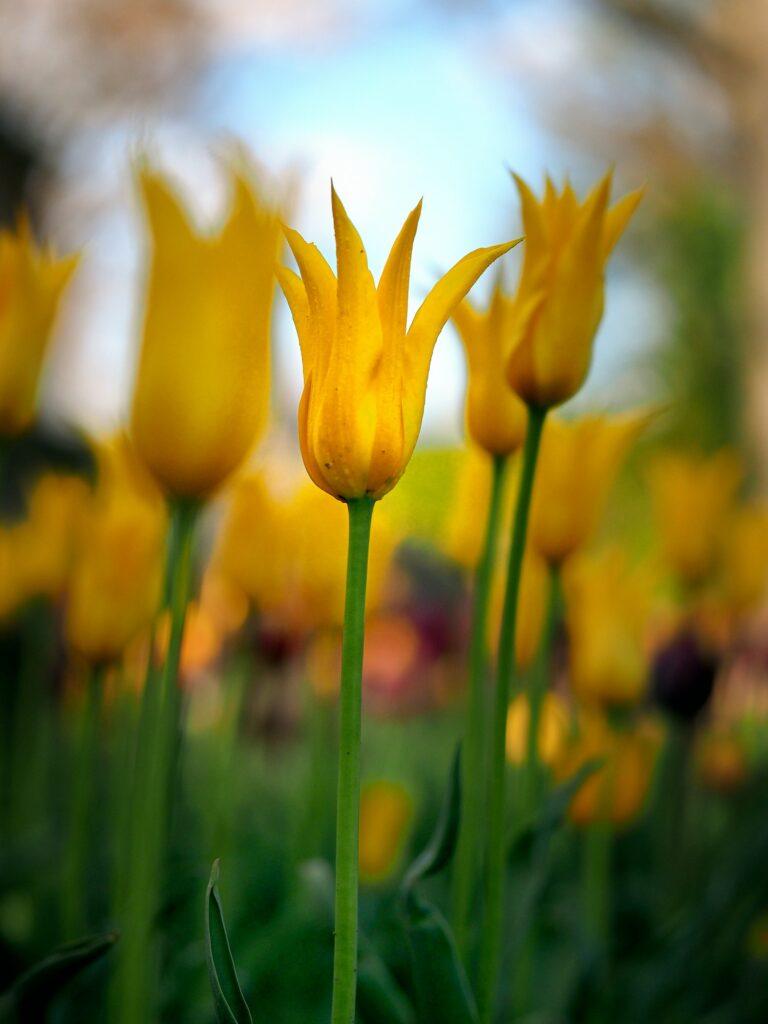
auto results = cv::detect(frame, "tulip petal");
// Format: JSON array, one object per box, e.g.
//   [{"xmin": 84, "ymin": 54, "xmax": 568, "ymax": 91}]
[
  {"xmin": 403, "ymin": 238, "xmax": 520, "ymax": 451},
  {"xmin": 377, "ymin": 199, "xmax": 422, "ymax": 347},
  {"xmin": 603, "ymin": 187, "xmax": 644, "ymax": 255},
  {"xmin": 283, "ymin": 224, "xmax": 337, "ymax": 382}
]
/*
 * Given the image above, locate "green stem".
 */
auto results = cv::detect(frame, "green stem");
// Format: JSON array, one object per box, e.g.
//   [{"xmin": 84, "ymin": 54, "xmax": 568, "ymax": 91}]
[
  {"xmin": 522, "ymin": 564, "xmax": 560, "ymax": 818},
  {"xmin": 452, "ymin": 452, "xmax": 508, "ymax": 958},
  {"xmin": 583, "ymin": 820, "xmax": 612, "ymax": 968},
  {"xmin": 331, "ymin": 496, "xmax": 375, "ymax": 1024},
  {"xmin": 113, "ymin": 498, "xmax": 198, "ymax": 1024},
  {"xmin": 62, "ymin": 662, "xmax": 105, "ymax": 938},
  {"xmin": 478, "ymin": 404, "xmax": 547, "ymax": 1023}
]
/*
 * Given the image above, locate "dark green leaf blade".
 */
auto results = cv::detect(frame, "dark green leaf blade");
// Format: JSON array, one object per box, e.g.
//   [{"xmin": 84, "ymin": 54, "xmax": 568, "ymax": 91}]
[
  {"xmin": 1, "ymin": 931, "xmax": 117, "ymax": 1021},
  {"xmin": 205, "ymin": 860, "xmax": 253, "ymax": 1024},
  {"xmin": 401, "ymin": 746, "xmax": 461, "ymax": 896},
  {"xmin": 403, "ymin": 894, "xmax": 478, "ymax": 1024}
]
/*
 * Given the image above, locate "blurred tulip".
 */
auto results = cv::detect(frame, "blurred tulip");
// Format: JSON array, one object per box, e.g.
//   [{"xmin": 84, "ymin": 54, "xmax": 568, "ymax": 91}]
[
  {"xmin": 358, "ymin": 780, "xmax": 412, "ymax": 883},
  {"xmin": 443, "ymin": 445, "xmax": 511, "ymax": 570},
  {"xmin": 506, "ymin": 173, "xmax": 642, "ymax": 408},
  {"xmin": 506, "ymin": 691, "xmax": 568, "ymax": 767},
  {"xmin": 717, "ymin": 503, "xmax": 768, "ymax": 614},
  {"xmin": 489, "ymin": 546, "xmax": 549, "ymax": 672},
  {"xmin": 452, "ymin": 276, "xmax": 527, "ymax": 455},
  {"xmin": 130, "ymin": 159, "xmax": 281, "ymax": 499},
  {"xmin": 0, "ymin": 220, "xmax": 79, "ymax": 435},
  {"xmin": 565, "ymin": 548, "xmax": 654, "ymax": 707},
  {"xmin": 277, "ymin": 185, "xmax": 517, "ymax": 500},
  {"xmin": 215, "ymin": 472, "xmax": 396, "ymax": 632},
  {"xmin": 648, "ymin": 449, "xmax": 742, "ymax": 588},
  {"xmin": 557, "ymin": 711, "xmax": 658, "ymax": 827},
  {"xmin": 64, "ymin": 437, "xmax": 166, "ymax": 665},
  {"xmin": 529, "ymin": 409, "xmax": 653, "ymax": 566},
  {"xmin": 695, "ymin": 729, "xmax": 748, "ymax": 794},
  {"xmin": 15, "ymin": 473, "xmax": 90, "ymax": 602},
  {"xmin": 651, "ymin": 628, "xmax": 717, "ymax": 722}
]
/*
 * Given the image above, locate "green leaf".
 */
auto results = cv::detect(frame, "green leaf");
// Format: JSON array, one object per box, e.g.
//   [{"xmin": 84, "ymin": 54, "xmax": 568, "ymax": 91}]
[
  {"xmin": 0, "ymin": 931, "xmax": 117, "ymax": 1022},
  {"xmin": 205, "ymin": 860, "xmax": 253, "ymax": 1024},
  {"xmin": 509, "ymin": 759, "xmax": 603, "ymax": 861},
  {"xmin": 403, "ymin": 894, "xmax": 478, "ymax": 1024},
  {"xmin": 401, "ymin": 745, "xmax": 461, "ymax": 897},
  {"xmin": 298, "ymin": 860, "xmax": 415, "ymax": 1024}
]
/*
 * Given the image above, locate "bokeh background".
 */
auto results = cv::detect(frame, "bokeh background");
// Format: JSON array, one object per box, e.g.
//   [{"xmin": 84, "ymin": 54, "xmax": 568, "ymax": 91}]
[{"xmin": 2, "ymin": 0, "xmax": 754, "ymax": 461}]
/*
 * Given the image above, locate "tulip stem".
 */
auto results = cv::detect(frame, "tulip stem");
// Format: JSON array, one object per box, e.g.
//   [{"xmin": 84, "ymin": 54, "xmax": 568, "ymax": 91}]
[
  {"xmin": 523, "ymin": 564, "xmax": 560, "ymax": 816},
  {"xmin": 62, "ymin": 662, "xmax": 105, "ymax": 938},
  {"xmin": 113, "ymin": 498, "xmax": 198, "ymax": 1024},
  {"xmin": 478, "ymin": 403, "xmax": 547, "ymax": 1024},
  {"xmin": 452, "ymin": 452, "xmax": 508, "ymax": 958},
  {"xmin": 331, "ymin": 496, "xmax": 375, "ymax": 1024}
]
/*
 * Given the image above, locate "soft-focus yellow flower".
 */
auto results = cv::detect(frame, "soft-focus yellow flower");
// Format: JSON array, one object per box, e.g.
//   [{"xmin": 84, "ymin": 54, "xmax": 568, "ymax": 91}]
[
  {"xmin": 717, "ymin": 503, "xmax": 768, "ymax": 614},
  {"xmin": 489, "ymin": 544, "xmax": 549, "ymax": 671},
  {"xmin": 506, "ymin": 691, "xmax": 569, "ymax": 767},
  {"xmin": 215, "ymin": 472, "xmax": 396, "ymax": 631},
  {"xmin": 15, "ymin": 473, "xmax": 90, "ymax": 601},
  {"xmin": 0, "ymin": 220, "xmax": 79, "ymax": 435},
  {"xmin": 556, "ymin": 711, "xmax": 658, "ymax": 827},
  {"xmin": 358, "ymin": 780, "xmax": 413, "ymax": 883},
  {"xmin": 695, "ymin": 729, "xmax": 748, "ymax": 794},
  {"xmin": 130, "ymin": 160, "xmax": 281, "ymax": 499},
  {"xmin": 277, "ymin": 185, "xmax": 518, "ymax": 500},
  {"xmin": 443, "ymin": 445, "xmax": 508, "ymax": 570},
  {"xmin": 564, "ymin": 547, "xmax": 654, "ymax": 707},
  {"xmin": 452, "ymin": 277, "xmax": 527, "ymax": 455},
  {"xmin": 529, "ymin": 409, "xmax": 653, "ymax": 566},
  {"xmin": 65, "ymin": 437, "xmax": 166, "ymax": 665},
  {"xmin": 648, "ymin": 449, "xmax": 742, "ymax": 588},
  {"xmin": 506, "ymin": 173, "xmax": 643, "ymax": 409}
]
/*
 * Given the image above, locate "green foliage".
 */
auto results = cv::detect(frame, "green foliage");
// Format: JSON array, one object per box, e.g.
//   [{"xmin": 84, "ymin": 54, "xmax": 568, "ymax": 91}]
[{"xmin": 646, "ymin": 185, "xmax": 745, "ymax": 452}]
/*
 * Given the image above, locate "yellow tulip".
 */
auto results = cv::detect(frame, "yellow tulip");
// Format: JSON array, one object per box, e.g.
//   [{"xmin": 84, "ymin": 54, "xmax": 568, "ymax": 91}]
[
  {"xmin": 488, "ymin": 543, "xmax": 549, "ymax": 671},
  {"xmin": 452, "ymin": 276, "xmax": 527, "ymax": 455},
  {"xmin": 717, "ymin": 503, "xmax": 768, "ymax": 614},
  {"xmin": 648, "ymin": 449, "xmax": 742, "ymax": 587},
  {"xmin": 505, "ymin": 691, "xmax": 569, "ymax": 767},
  {"xmin": 443, "ymin": 445, "xmax": 507, "ymax": 570},
  {"xmin": 214, "ymin": 471, "xmax": 395, "ymax": 631},
  {"xmin": 65, "ymin": 437, "xmax": 166, "ymax": 665},
  {"xmin": 529, "ymin": 409, "xmax": 653, "ymax": 566},
  {"xmin": 15, "ymin": 473, "xmax": 90, "ymax": 602},
  {"xmin": 277, "ymin": 185, "xmax": 518, "ymax": 500},
  {"xmin": 506, "ymin": 173, "xmax": 643, "ymax": 408},
  {"xmin": 130, "ymin": 160, "xmax": 281, "ymax": 499},
  {"xmin": 358, "ymin": 780, "xmax": 413, "ymax": 883},
  {"xmin": 556, "ymin": 711, "xmax": 658, "ymax": 828},
  {"xmin": 564, "ymin": 547, "xmax": 654, "ymax": 707},
  {"xmin": 0, "ymin": 220, "xmax": 79, "ymax": 435}
]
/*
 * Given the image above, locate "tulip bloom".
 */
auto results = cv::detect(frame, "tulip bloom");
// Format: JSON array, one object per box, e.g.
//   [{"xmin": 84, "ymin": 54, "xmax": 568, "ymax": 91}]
[
  {"xmin": 65, "ymin": 437, "xmax": 166, "ymax": 665},
  {"xmin": 277, "ymin": 185, "xmax": 518, "ymax": 501},
  {"xmin": 358, "ymin": 780, "xmax": 412, "ymax": 883},
  {"xmin": 505, "ymin": 691, "xmax": 568, "ymax": 768},
  {"xmin": 564, "ymin": 547, "xmax": 655, "ymax": 707},
  {"xmin": 556, "ymin": 711, "xmax": 658, "ymax": 827},
  {"xmin": 0, "ymin": 221, "xmax": 79, "ymax": 436},
  {"xmin": 718, "ymin": 503, "xmax": 768, "ymax": 613},
  {"xmin": 452, "ymin": 278, "xmax": 527, "ymax": 456},
  {"xmin": 506, "ymin": 173, "xmax": 643, "ymax": 409},
  {"xmin": 529, "ymin": 409, "xmax": 653, "ymax": 567},
  {"xmin": 130, "ymin": 161, "xmax": 281, "ymax": 499},
  {"xmin": 648, "ymin": 449, "xmax": 742, "ymax": 588}
]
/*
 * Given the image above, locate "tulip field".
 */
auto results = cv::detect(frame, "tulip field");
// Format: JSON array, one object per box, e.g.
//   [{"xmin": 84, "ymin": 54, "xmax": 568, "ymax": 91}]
[{"xmin": 2, "ymin": 153, "xmax": 768, "ymax": 1024}]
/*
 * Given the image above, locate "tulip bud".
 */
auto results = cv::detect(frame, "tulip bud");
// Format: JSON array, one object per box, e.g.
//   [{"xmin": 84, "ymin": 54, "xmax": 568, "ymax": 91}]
[{"xmin": 651, "ymin": 629, "xmax": 717, "ymax": 722}]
